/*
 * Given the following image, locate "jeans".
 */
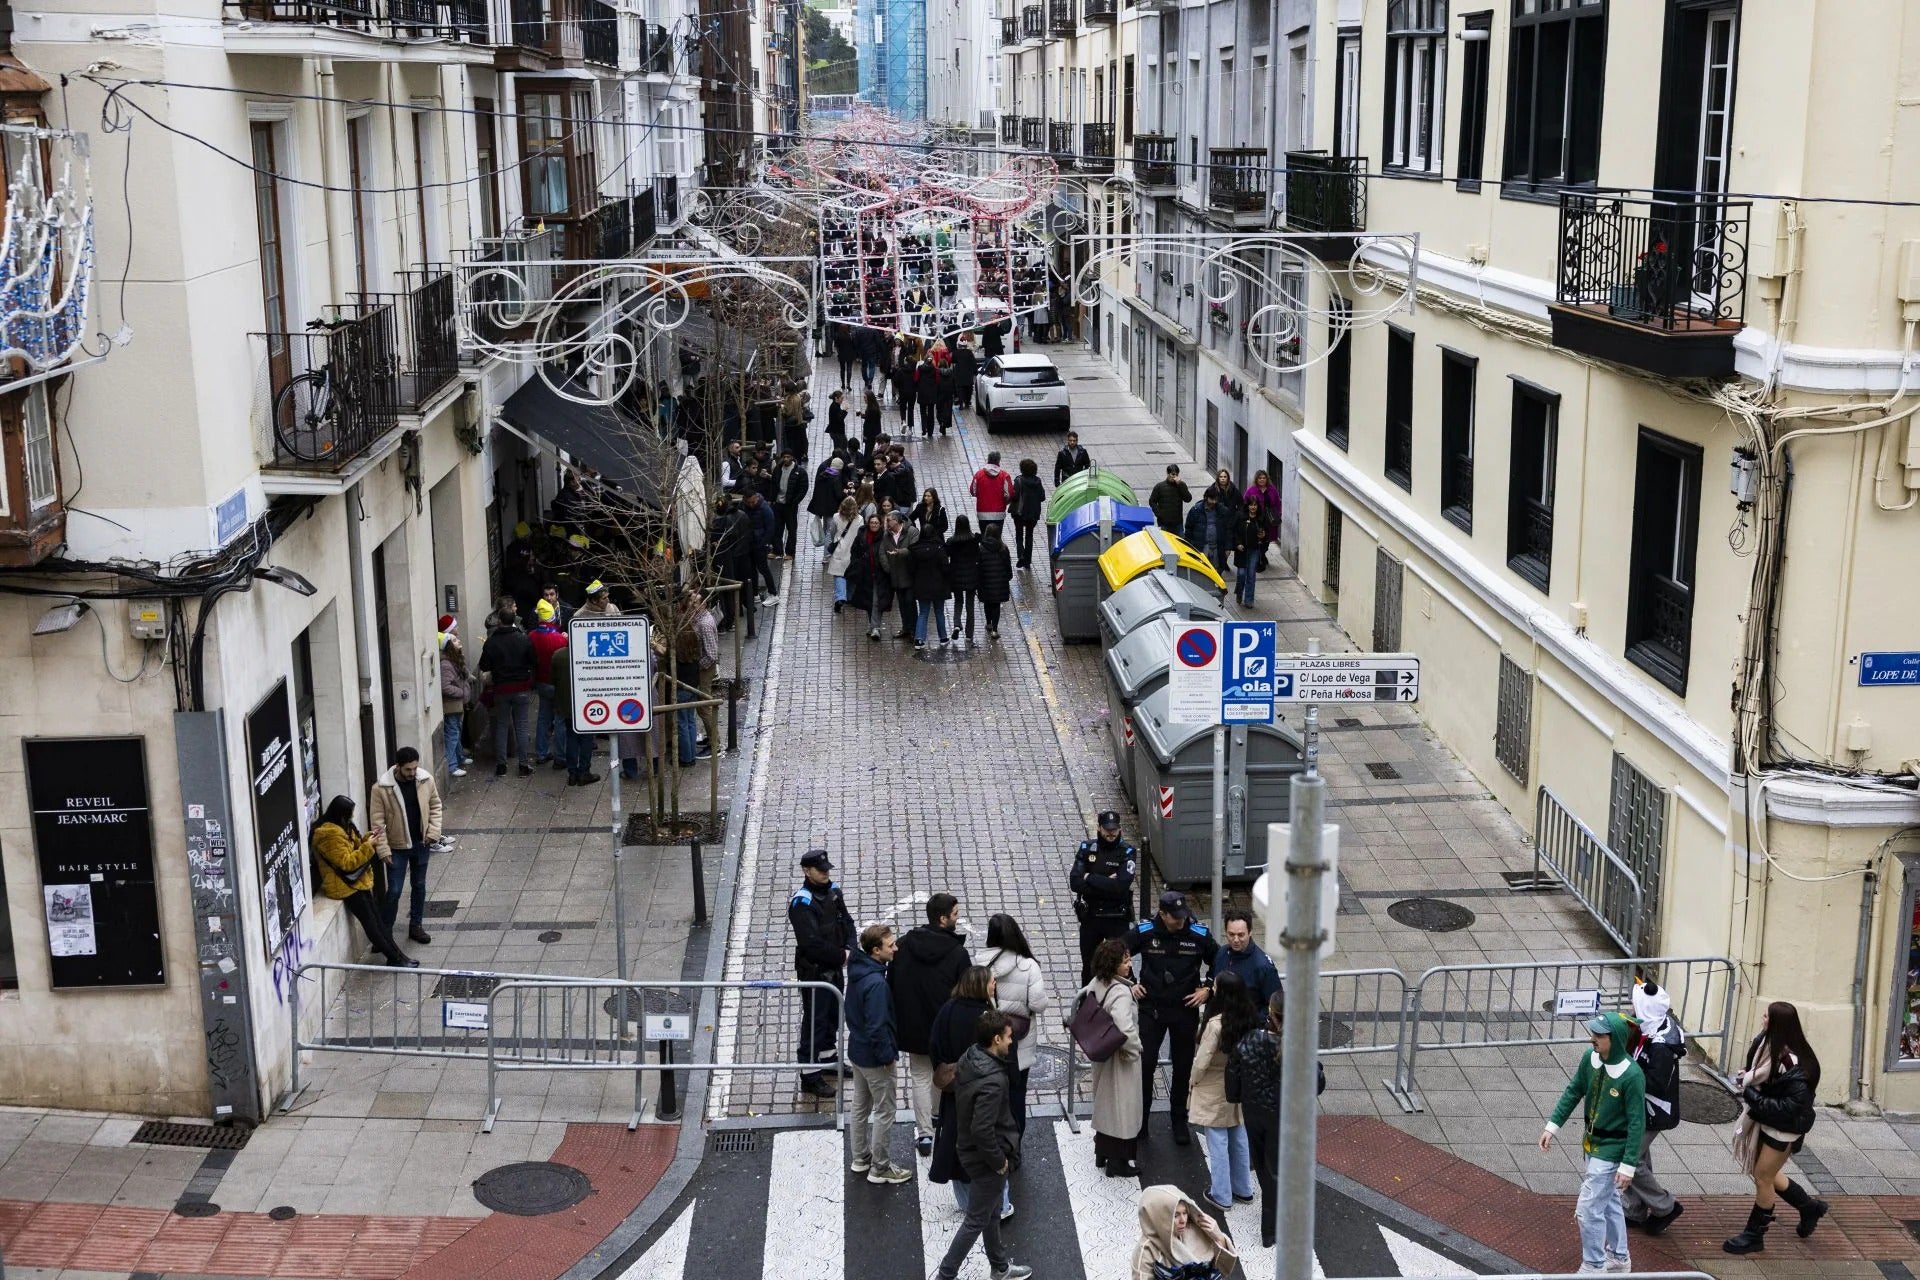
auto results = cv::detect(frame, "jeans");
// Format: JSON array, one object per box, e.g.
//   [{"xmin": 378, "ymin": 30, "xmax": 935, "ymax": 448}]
[
  {"xmin": 1199, "ymin": 1124, "xmax": 1255, "ymax": 1205},
  {"xmin": 1576, "ymin": 1156, "xmax": 1630, "ymax": 1268},
  {"xmin": 849, "ymin": 1063, "xmax": 896, "ymax": 1169},
  {"xmin": 382, "ymin": 844, "xmax": 430, "ymax": 930},
  {"xmin": 950, "ymin": 1176, "xmax": 1013, "ymax": 1214},
  {"xmin": 564, "ymin": 727, "xmax": 594, "ymax": 778},
  {"xmin": 533, "ymin": 684, "xmax": 568, "ymax": 760},
  {"xmin": 674, "ymin": 661, "xmax": 701, "ymax": 765},
  {"xmin": 861, "ymin": 355, "xmax": 877, "ymax": 385},
  {"xmin": 940, "ymin": 1170, "xmax": 1012, "ymax": 1279},
  {"xmin": 1620, "ymin": 1130, "xmax": 1677, "ymax": 1221},
  {"xmin": 442, "ymin": 713, "xmax": 465, "ymax": 771},
  {"xmin": 867, "ymin": 583, "xmax": 891, "ymax": 633},
  {"xmin": 914, "ymin": 599, "xmax": 948, "ymax": 643},
  {"xmin": 1014, "ymin": 519, "xmax": 1037, "ymax": 567},
  {"xmin": 1236, "ymin": 557, "xmax": 1259, "ymax": 606},
  {"xmin": 834, "ymin": 576, "xmax": 850, "ymax": 604},
  {"xmin": 493, "ymin": 689, "xmax": 533, "ymax": 764}
]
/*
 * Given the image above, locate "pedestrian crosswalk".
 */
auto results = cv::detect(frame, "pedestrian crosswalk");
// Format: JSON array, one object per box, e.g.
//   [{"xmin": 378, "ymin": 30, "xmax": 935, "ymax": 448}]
[{"xmin": 616, "ymin": 1120, "xmax": 1496, "ymax": 1280}]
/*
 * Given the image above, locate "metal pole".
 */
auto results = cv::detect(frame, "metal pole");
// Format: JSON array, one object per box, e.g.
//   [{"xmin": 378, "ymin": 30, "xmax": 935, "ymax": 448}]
[
  {"xmin": 691, "ymin": 838, "xmax": 709, "ymax": 927},
  {"xmin": 1276, "ymin": 636, "xmax": 1325, "ymax": 1280},
  {"xmin": 612, "ymin": 767, "xmax": 630, "ymax": 1034},
  {"xmin": 1210, "ymin": 724, "xmax": 1226, "ymax": 936},
  {"xmin": 726, "ymin": 677, "xmax": 741, "ymax": 754},
  {"xmin": 657, "ymin": 1039, "xmax": 681, "ymax": 1120}
]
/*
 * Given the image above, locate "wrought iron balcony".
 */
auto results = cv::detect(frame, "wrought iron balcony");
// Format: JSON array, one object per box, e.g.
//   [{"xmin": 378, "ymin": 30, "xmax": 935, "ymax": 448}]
[
  {"xmin": 1083, "ymin": 0, "xmax": 1115, "ymax": 21},
  {"xmin": 1207, "ymin": 147, "xmax": 1269, "ymax": 225},
  {"xmin": 257, "ymin": 305, "xmax": 401, "ymax": 471},
  {"xmin": 1021, "ymin": 116, "xmax": 1044, "ymax": 149},
  {"xmin": 1079, "ymin": 122, "xmax": 1114, "ymax": 174},
  {"xmin": 1001, "ymin": 113, "xmax": 1020, "ymax": 145},
  {"xmin": 581, "ymin": 0, "xmax": 618, "ymax": 64},
  {"xmin": 564, "ymin": 195, "xmax": 634, "ymax": 262},
  {"xmin": 1000, "ymin": 15, "xmax": 1017, "ymax": 44},
  {"xmin": 1133, "ymin": 134, "xmax": 1176, "ymax": 189},
  {"xmin": 644, "ymin": 21, "xmax": 672, "ymax": 72},
  {"xmin": 1048, "ymin": 121, "xmax": 1075, "ymax": 162},
  {"xmin": 350, "ymin": 270, "xmax": 460, "ymax": 413},
  {"xmin": 1282, "ymin": 150, "xmax": 1367, "ymax": 241},
  {"xmin": 506, "ymin": 0, "xmax": 543, "ymax": 50},
  {"xmin": 226, "ymin": 0, "xmax": 495, "ymax": 39},
  {"xmin": 633, "ymin": 187, "xmax": 658, "ymax": 248},
  {"xmin": 1020, "ymin": 4, "xmax": 1043, "ymax": 39},
  {"xmin": 445, "ymin": 0, "xmax": 487, "ymax": 39},
  {"xmin": 1048, "ymin": 0, "xmax": 1074, "ymax": 35},
  {"xmin": 1547, "ymin": 190, "xmax": 1750, "ymax": 380},
  {"xmin": 654, "ymin": 173, "xmax": 681, "ymax": 227}
]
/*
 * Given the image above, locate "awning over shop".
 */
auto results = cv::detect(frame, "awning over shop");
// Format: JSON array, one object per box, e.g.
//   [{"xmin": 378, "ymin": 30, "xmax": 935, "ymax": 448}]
[{"xmin": 499, "ymin": 374, "xmax": 663, "ymax": 509}]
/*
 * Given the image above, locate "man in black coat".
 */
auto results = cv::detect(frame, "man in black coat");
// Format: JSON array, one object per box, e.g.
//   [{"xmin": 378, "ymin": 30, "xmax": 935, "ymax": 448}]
[
  {"xmin": 889, "ymin": 892, "xmax": 972, "ymax": 1155},
  {"xmin": 934, "ymin": 1011, "xmax": 1032, "ymax": 1280},
  {"xmin": 708, "ymin": 498, "xmax": 756, "ymax": 636},
  {"xmin": 1053, "ymin": 431, "xmax": 1091, "ymax": 486},
  {"xmin": 913, "ymin": 358, "xmax": 940, "ymax": 439},
  {"xmin": 788, "ymin": 850, "xmax": 856, "ymax": 1098},
  {"xmin": 743, "ymin": 491, "xmax": 780, "ymax": 603},
  {"xmin": 770, "ymin": 449, "xmax": 808, "ymax": 560}
]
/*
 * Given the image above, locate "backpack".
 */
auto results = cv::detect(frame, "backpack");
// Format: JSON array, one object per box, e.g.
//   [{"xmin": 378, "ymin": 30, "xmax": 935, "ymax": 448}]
[{"xmin": 1638, "ymin": 1032, "xmax": 1684, "ymax": 1132}]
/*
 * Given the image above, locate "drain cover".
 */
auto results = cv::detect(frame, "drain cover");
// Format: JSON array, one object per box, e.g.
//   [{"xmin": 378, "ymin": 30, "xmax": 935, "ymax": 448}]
[
  {"xmin": 1028, "ymin": 1045, "xmax": 1070, "ymax": 1092},
  {"xmin": 712, "ymin": 1130, "xmax": 759, "ymax": 1154},
  {"xmin": 537, "ymin": 930, "xmax": 563, "ymax": 943},
  {"xmin": 173, "ymin": 1199, "xmax": 220, "ymax": 1218},
  {"xmin": 1386, "ymin": 898, "xmax": 1477, "ymax": 932},
  {"xmin": 424, "ymin": 899, "xmax": 460, "ymax": 918},
  {"xmin": 471, "ymin": 1161, "xmax": 593, "ymax": 1216},
  {"xmin": 1679, "ymin": 1080, "xmax": 1742, "ymax": 1125},
  {"xmin": 267, "ymin": 1205, "xmax": 297, "ymax": 1221},
  {"xmin": 132, "ymin": 1121, "xmax": 249, "ymax": 1150},
  {"xmin": 432, "ymin": 974, "xmax": 503, "ymax": 1000},
  {"xmin": 1336, "ymin": 717, "xmax": 1363, "ymax": 728},
  {"xmin": 1318, "ymin": 1015, "xmax": 1355, "ymax": 1050},
  {"xmin": 1365, "ymin": 762, "xmax": 1403, "ymax": 781}
]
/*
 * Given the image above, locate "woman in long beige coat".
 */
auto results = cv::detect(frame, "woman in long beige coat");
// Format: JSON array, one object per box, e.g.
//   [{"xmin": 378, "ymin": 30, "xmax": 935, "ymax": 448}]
[
  {"xmin": 1189, "ymin": 970, "xmax": 1259, "ymax": 1211},
  {"xmin": 1082, "ymin": 935, "xmax": 1143, "ymax": 1179}
]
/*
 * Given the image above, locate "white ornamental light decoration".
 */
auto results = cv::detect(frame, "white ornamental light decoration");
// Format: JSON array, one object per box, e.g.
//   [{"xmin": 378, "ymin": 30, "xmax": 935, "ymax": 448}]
[{"xmin": 0, "ymin": 122, "xmax": 94, "ymax": 377}]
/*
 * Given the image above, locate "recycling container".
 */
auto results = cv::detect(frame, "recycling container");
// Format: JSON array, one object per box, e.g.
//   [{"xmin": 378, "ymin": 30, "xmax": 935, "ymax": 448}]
[
  {"xmin": 1044, "ymin": 468, "xmax": 1137, "ymax": 551},
  {"xmin": 1129, "ymin": 686, "xmax": 1306, "ymax": 885},
  {"xmin": 1103, "ymin": 613, "xmax": 1181, "ymax": 803},
  {"xmin": 1052, "ymin": 499, "xmax": 1157, "ymax": 642},
  {"xmin": 1097, "ymin": 528, "xmax": 1227, "ymax": 596},
  {"xmin": 1097, "ymin": 568, "xmax": 1226, "ymax": 649}
]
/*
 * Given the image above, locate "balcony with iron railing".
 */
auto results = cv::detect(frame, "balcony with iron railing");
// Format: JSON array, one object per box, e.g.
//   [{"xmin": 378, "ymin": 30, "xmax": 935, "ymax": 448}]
[
  {"xmin": 257, "ymin": 304, "xmax": 402, "ymax": 472},
  {"xmin": 632, "ymin": 187, "xmax": 658, "ymax": 248},
  {"xmin": 1048, "ymin": 0, "xmax": 1073, "ymax": 35},
  {"xmin": 224, "ymin": 0, "xmax": 495, "ymax": 41},
  {"xmin": 1000, "ymin": 113, "xmax": 1020, "ymax": 145},
  {"xmin": 580, "ymin": 0, "xmax": 618, "ymax": 64},
  {"xmin": 1132, "ymin": 133, "xmax": 1176, "ymax": 190},
  {"xmin": 1207, "ymin": 147, "xmax": 1268, "ymax": 226},
  {"xmin": 644, "ymin": 21, "xmax": 672, "ymax": 73},
  {"xmin": 504, "ymin": 0, "xmax": 543, "ymax": 49},
  {"xmin": 1083, "ymin": 0, "xmax": 1114, "ymax": 20},
  {"xmin": 1079, "ymin": 122, "xmax": 1114, "ymax": 174},
  {"xmin": 1000, "ymin": 14, "xmax": 1017, "ymax": 44},
  {"xmin": 1020, "ymin": 116, "xmax": 1044, "ymax": 149},
  {"xmin": 1547, "ymin": 190, "xmax": 1750, "ymax": 379},
  {"xmin": 654, "ymin": 173, "xmax": 680, "ymax": 227},
  {"xmin": 1048, "ymin": 121, "xmax": 1075, "ymax": 163},
  {"xmin": 1282, "ymin": 151, "xmax": 1367, "ymax": 244},
  {"xmin": 350, "ymin": 269, "xmax": 460, "ymax": 413},
  {"xmin": 1020, "ymin": 4, "xmax": 1043, "ymax": 39}
]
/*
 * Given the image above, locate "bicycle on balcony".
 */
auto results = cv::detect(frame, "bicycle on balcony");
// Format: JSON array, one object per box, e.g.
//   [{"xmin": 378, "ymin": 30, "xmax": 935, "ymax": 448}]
[{"xmin": 272, "ymin": 316, "xmax": 389, "ymax": 464}]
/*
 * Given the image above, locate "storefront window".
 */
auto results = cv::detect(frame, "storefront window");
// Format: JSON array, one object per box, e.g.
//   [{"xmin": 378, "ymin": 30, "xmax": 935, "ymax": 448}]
[{"xmin": 1892, "ymin": 863, "xmax": 1920, "ymax": 1068}]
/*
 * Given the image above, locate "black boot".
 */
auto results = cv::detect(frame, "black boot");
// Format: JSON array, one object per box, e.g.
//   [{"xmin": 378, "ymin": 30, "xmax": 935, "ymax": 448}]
[
  {"xmin": 1778, "ymin": 1179, "xmax": 1828, "ymax": 1238},
  {"xmin": 1723, "ymin": 1204, "xmax": 1774, "ymax": 1254}
]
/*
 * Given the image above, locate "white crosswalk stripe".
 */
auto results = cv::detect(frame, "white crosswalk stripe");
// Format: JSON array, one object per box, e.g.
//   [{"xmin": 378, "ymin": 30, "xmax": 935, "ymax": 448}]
[
  {"xmin": 1055, "ymin": 1121, "xmax": 1156, "ymax": 1280},
  {"xmin": 917, "ymin": 1146, "xmax": 992, "ymax": 1280},
  {"xmin": 765, "ymin": 1129, "xmax": 846, "ymax": 1280},
  {"xmin": 616, "ymin": 1200, "xmax": 695, "ymax": 1280},
  {"xmin": 1378, "ymin": 1225, "xmax": 1465, "ymax": 1278}
]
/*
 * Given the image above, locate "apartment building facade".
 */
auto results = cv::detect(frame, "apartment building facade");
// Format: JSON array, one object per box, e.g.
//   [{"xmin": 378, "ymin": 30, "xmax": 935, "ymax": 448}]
[
  {"xmin": 925, "ymin": 0, "xmax": 998, "ymax": 138},
  {"xmin": 0, "ymin": 0, "xmax": 701, "ymax": 1116},
  {"xmin": 1284, "ymin": 0, "xmax": 1920, "ymax": 1106}
]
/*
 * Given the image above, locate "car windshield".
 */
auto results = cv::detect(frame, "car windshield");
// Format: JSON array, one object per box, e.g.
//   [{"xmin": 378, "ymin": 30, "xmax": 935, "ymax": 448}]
[{"xmin": 1000, "ymin": 367, "xmax": 1062, "ymax": 387}]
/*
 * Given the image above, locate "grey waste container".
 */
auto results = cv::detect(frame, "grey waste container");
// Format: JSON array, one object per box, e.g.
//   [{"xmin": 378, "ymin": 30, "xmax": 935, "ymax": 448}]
[
  {"xmin": 1129, "ymin": 686, "xmax": 1305, "ymax": 886},
  {"xmin": 1098, "ymin": 570, "xmax": 1225, "ymax": 649},
  {"xmin": 1103, "ymin": 614, "xmax": 1181, "ymax": 805},
  {"xmin": 1051, "ymin": 500, "xmax": 1156, "ymax": 643}
]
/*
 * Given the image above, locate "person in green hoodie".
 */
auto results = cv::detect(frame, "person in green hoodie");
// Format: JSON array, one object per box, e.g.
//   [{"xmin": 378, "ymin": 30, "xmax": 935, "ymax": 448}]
[{"xmin": 1539, "ymin": 1011, "xmax": 1646, "ymax": 1275}]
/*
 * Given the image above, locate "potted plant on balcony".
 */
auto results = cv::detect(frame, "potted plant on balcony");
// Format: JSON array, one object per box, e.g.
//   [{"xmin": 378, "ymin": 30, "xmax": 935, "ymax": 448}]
[
  {"xmin": 1207, "ymin": 301, "xmax": 1232, "ymax": 327},
  {"xmin": 1609, "ymin": 238, "xmax": 1669, "ymax": 323}
]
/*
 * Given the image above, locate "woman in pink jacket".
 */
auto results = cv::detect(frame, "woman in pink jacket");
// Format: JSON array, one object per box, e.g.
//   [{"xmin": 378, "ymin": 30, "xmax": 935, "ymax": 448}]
[{"xmin": 1242, "ymin": 471, "xmax": 1282, "ymax": 573}]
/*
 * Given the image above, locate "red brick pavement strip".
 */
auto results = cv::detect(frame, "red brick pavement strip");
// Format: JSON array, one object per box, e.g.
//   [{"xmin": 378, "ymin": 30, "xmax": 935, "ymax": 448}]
[
  {"xmin": 1321, "ymin": 1114, "xmax": 1920, "ymax": 1272},
  {"xmin": 0, "ymin": 1122, "xmax": 672, "ymax": 1279}
]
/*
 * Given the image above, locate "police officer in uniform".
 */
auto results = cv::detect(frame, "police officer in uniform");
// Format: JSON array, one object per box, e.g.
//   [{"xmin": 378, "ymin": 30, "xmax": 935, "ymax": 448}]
[
  {"xmin": 788, "ymin": 849, "xmax": 856, "ymax": 1098},
  {"xmin": 1070, "ymin": 810, "xmax": 1138, "ymax": 985},
  {"xmin": 1128, "ymin": 889, "xmax": 1219, "ymax": 1145}
]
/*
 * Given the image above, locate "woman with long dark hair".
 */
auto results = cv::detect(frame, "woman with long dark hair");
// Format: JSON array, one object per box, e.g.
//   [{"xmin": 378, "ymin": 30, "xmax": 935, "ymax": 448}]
[
  {"xmin": 983, "ymin": 913, "xmax": 1048, "ymax": 1130},
  {"xmin": 1188, "ymin": 970, "xmax": 1259, "ymax": 1211},
  {"xmin": 310, "ymin": 796, "xmax": 415, "ymax": 967},
  {"xmin": 1724, "ymin": 1001, "xmax": 1826, "ymax": 1253},
  {"xmin": 1082, "ymin": 936, "xmax": 1143, "ymax": 1180},
  {"xmin": 1228, "ymin": 989, "xmax": 1324, "ymax": 1248}
]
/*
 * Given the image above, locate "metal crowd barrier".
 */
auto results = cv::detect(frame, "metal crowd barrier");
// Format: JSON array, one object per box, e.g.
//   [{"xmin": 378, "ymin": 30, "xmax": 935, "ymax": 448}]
[
  {"xmin": 484, "ymin": 977, "xmax": 847, "ymax": 1132},
  {"xmin": 1535, "ymin": 786, "xmax": 1645, "ymax": 955},
  {"xmin": 1388, "ymin": 955, "xmax": 1738, "ymax": 1112},
  {"xmin": 280, "ymin": 962, "xmax": 575, "ymax": 1112}
]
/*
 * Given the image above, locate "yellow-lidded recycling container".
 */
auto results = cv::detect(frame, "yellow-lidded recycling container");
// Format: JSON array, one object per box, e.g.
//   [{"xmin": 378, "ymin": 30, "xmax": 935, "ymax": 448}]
[{"xmin": 1096, "ymin": 528, "xmax": 1226, "ymax": 595}]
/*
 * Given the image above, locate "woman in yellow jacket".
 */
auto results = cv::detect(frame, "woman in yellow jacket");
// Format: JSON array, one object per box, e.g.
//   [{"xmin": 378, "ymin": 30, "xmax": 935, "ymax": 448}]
[{"xmin": 311, "ymin": 796, "xmax": 416, "ymax": 967}]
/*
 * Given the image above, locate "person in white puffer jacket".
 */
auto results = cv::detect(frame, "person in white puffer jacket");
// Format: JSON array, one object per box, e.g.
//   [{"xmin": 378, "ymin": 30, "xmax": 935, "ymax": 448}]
[{"xmin": 982, "ymin": 914, "xmax": 1050, "ymax": 1131}]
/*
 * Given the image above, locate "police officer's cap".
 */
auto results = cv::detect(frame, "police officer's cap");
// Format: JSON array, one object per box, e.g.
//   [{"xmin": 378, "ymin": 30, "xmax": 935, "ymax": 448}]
[
  {"xmin": 800, "ymin": 849, "xmax": 834, "ymax": 872},
  {"xmin": 1158, "ymin": 889, "xmax": 1189, "ymax": 919},
  {"xmin": 1097, "ymin": 810, "xmax": 1122, "ymax": 831}
]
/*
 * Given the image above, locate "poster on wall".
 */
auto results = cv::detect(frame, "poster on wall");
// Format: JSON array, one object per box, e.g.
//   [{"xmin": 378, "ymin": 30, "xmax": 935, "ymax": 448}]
[
  {"xmin": 23, "ymin": 736, "xmax": 166, "ymax": 987},
  {"xmin": 246, "ymin": 681, "xmax": 308, "ymax": 961}
]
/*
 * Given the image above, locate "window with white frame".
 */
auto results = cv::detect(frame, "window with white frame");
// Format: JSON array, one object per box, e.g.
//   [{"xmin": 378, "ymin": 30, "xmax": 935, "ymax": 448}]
[
  {"xmin": 1218, "ymin": 53, "xmax": 1234, "ymax": 140},
  {"xmin": 1335, "ymin": 30, "xmax": 1361, "ymax": 157},
  {"xmin": 1384, "ymin": 0, "xmax": 1446, "ymax": 172},
  {"xmin": 24, "ymin": 384, "xmax": 56, "ymax": 509},
  {"xmin": 1288, "ymin": 36, "xmax": 1309, "ymax": 149}
]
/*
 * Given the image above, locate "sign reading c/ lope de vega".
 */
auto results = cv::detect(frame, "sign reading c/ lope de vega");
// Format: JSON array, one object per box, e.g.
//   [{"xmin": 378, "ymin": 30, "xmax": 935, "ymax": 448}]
[
  {"xmin": 1272, "ymin": 653, "xmax": 1421, "ymax": 703},
  {"xmin": 569, "ymin": 615, "xmax": 653, "ymax": 734}
]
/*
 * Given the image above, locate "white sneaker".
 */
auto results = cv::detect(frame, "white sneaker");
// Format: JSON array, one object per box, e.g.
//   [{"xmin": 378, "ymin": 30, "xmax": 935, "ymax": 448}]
[
  {"xmin": 850, "ymin": 1155, "xmax": 871, "ymax": 1173},
  {"xmin": 1575, "ymin": 1266, "xmax": 1607, "ymax": 1276},
  {"xmin": 763, "ymin": 595, "xmax": 781, "ymax": 606},
  {"xmin": 1603, "ymin": 1257, "xmax": 1631, "ymax": 1273},
  {"xmin": 866, "ymin": 1164, "xmax": 912, "ymax": 1185},
  {"xmin": 450, "ymin": 768, "xmax": 467, "ymax": 778}
]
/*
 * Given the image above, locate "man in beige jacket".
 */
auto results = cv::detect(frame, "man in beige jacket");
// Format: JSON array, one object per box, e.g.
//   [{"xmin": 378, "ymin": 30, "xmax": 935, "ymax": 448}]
[{"xmin": 369, "ymin": 746, "xmax": 443, "ymax": 945}]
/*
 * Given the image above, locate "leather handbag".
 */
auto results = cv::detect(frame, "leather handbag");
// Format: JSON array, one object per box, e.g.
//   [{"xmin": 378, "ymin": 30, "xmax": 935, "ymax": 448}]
[{"xmin": 1068, "ymin": 986, "xmax": 1127, "ymax": 1063}]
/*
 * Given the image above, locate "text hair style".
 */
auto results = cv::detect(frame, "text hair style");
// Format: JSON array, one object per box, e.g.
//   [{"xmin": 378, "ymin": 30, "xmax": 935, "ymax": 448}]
[
  {"xmin": 321, "ymin": 795, "xmax": 357, "ymax": 829},
  {"xmin": 394, "ymin": 746, "xmax": 420, "ymax": 766},
  {"xmin": 1223, "ymin": 908, "xmax": 1253, "ymax": 930}
]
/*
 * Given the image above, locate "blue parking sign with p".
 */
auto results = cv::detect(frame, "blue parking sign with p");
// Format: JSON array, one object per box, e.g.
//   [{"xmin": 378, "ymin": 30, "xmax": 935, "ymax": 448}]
[{"xmin": 1221, "ymin": 621, "xmax": 1278, "ymax": 723}]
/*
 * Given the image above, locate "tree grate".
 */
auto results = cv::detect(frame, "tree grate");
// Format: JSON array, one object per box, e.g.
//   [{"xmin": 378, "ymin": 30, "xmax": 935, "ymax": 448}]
[
  {"xmin": 432, "ymin": 974, "xmax": 504, "ymax": 1000},
  {"xmin": 1679, "ymin": 1080, "xmax": 1742, "ymax": 1125},
  {"xmin": 133, "ymin": 1121, "xmax": 250, "ymax": 1150},
  {"xmin": 423, "ymin": 899, "xmax": 461, "ymax": 918},
  {"xmin": 1365, "ymin": 762, "xmax": 1403, "ymax": 781},
  {"xmin": 1336, "ymin": 718, "xmax": 1363, "ymax": 728},
  {"xmin": 711, "ymin": 1129, "xmax": 759, "ymax": 1153}
]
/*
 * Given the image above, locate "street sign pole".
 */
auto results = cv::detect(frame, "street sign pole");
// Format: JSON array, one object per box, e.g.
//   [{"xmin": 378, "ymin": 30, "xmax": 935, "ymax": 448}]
[
  {"xmin": 1210, "ymin": 725, "xmax": 1226, "ymax": 937},
  {"xmin": 1278, "ymin": 635, "xmax": 1325, "ymax": 1280}
]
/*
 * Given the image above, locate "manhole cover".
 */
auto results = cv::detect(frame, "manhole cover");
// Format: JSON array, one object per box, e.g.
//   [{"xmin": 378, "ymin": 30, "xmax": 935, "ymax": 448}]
[
  {"xmin": 712, "ymin": 1130, "xmax": 759, "ymax": 1154},
  {"xmin": 471, "ymin": 1161, "xmax": 593, "ymax": 1216},
  {"xmin": 1365, "ymin": 762, "xmax": 1403, "ymax": 780},
  {"xmin": 173, "ymin": 1199, "xmax": 220, "ymax": 1218},
  {"xmin": 537, "ymin": 930, "xmax": 563, "ymax": 943},
  {"xmin": 1386, "ymin": 898, "xmax": 1477, "ymax": 932},
  {"xmin": 268, "ymin": 1205, "xmax": 297, "ymax": 1221},
  {"xmin": 132, "ymin": 1121, "xmax": 249, "ymax": 1150},
  {"xmin": 1680, "ymin": 1080, "xmax": 1742, "ymax": 1125},
  {"xmin": 424, "ymin": 899, "xmax": 460, "ymax": 918},
  {"xmin": 432, "ymin": 974, "xmax": 503, "ymax": 1000},
  {"xmin": 1028, "ymin": 1045, "xmax": 1070, "ymax": 1092},
  {"xmin": 1319, "ymin": 1015, "xmax": 1354, "ymax": 1050}
]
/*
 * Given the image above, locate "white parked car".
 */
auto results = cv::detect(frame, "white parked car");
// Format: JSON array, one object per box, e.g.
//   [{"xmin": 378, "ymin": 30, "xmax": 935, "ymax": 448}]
[{"xmin": 974, "ymin": 353, "xmax": 1071, "ymax": 433}]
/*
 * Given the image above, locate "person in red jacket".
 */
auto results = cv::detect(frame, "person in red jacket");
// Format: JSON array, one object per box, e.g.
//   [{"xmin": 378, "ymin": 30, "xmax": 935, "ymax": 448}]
[
  {"xmin": 527, "ymin": 599, "xmax": 570, "ymax": 770},
  {"xmin": 969, "ymin": 451, "xmax": 1016, "ymax": 539}
]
